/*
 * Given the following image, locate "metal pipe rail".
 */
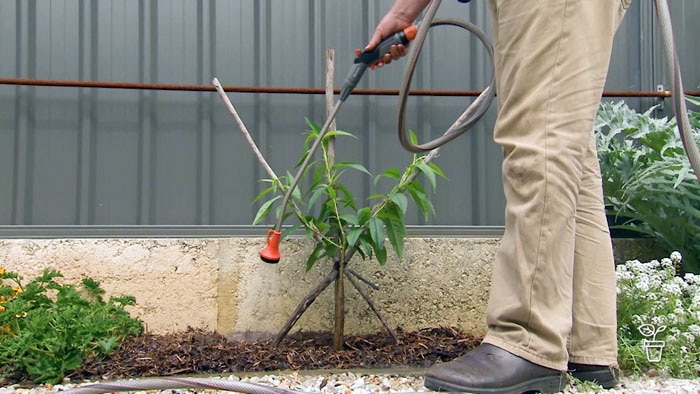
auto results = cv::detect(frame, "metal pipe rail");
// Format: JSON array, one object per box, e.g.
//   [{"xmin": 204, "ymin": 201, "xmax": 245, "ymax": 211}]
[{"xmin": 1, "ymin": 77, "xmax": 698, "ymax": 98}]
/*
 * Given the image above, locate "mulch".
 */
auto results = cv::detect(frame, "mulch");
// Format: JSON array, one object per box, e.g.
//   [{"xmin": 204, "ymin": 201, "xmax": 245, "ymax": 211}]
[{"xmin": 68, "ymin": 327, "xmax": 480, "ymax": 382}]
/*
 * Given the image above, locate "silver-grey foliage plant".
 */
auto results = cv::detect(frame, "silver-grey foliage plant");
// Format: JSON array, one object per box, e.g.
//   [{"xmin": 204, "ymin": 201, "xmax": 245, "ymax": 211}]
[{"xmin": 595, "ymin": 100, "xmax": 700, "ymax": 273}]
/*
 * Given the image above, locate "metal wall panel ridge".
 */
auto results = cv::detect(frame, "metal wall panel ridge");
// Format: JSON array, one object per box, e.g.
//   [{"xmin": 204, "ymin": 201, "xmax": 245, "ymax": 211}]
[{"xmin": 0, "ymin": 1, "xmax": 698, "ymax": 236}]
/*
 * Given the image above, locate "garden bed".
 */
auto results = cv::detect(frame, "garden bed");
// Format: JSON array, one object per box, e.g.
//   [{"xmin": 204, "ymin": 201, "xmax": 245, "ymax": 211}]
[{"xmin": 62, "ymin": 327, "xmax": 479, "ymax": 384}]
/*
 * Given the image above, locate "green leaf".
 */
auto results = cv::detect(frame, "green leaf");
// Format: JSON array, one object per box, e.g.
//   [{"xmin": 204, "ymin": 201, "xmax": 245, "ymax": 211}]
[
  {"xmin": 295, "ymin": 150, "xmax": 314, "ymax": 168},
  {"xmin": 308, "ymin": 185, "xmax": 328, "ymax": 209},
  {"xmin": 357, "ymin": 207, "xmax": 372, "ymax": 225},
  {"xmin": 346, "ymin": 227, "xmax": 364, "ymax": 249},
  {"xmin": 368, "ymin": 217, "xmax": 385, "ymax": 250},
  {"xmin": 323, "ymin": 130, "xmax": 357, "ymax": 140},
  {"xmin": 303, "ymin": 132, "xmax": 319, "ymax": 149},
  {"xmin": 97, "ymin": 336, "xmax": 118, "ymax": 353},
  {"xmin": 427, "ymin": 161, "xmax": 448, "ymax": 180},
  {"xmin": 686, "ymin": 95, "xmax": 700, "ymax": 107},
  {"xmin": 339, "ymin": 213, "xmax": 359, "ymax": 225},
  {"xmin": 253, "ymin": 195, "xmax": 281, "ymax": 225},
  {"xmin": 336, "ymin": 184, "xmax": 357, "ymax": 210},
  {"xmin": 416, "ymin": 162, "xmax": 437, "ymax": 190},
  {"xmin": 326, "ymin": 185, "xmax": 337, "ymax": 201},
  {"xmin": 306, "ymin": 242, "xmax": 325, "ymax": 271},
  {"xmin": 252, "ymin": 184, "xmax": 277, "ymax": 204},
  {"xmin": 374, "ymin": 168, "xmax": 401, "ymax": 185},
  {"xmin": 285, "ymin": 171, "xmax": 302, "ymax": 201},
  {"xmin": 374, "ymin": 243, "xmax": 387, "ymax": 265},
  {"xmin": 380, "ymin": 205, "xmax": 406, "ymax": 259},
  {"xmin": 407, "ymin": 181, "xmax": 435, "ymax": 220},
  {"xmin": 333, "ymin": 161, "xmax": 371, "ymax": 176},
  {"xmin": 358, "ymin": 236, "xmax": 374, "ymax": 260},
  {"xmin": 281, "ymin": 223, "xmax": 303, "ymax": 238},
  {"xmin": 305, "ymin": 118, "xmax": 322, "ymax": 133},
  {"xmin": 409, "ymin": 129, "xmax": 419, "ymax": 145},
  {"xmin": 388, "ymin": 193, "xmax": 409, "ymax": 214}
]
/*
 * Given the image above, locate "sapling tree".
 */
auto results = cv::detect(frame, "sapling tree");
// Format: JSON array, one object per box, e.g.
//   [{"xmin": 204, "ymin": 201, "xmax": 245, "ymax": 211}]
[{"xmin": 213, "ymin": 52, "xmax": 446, "ymax": 350}]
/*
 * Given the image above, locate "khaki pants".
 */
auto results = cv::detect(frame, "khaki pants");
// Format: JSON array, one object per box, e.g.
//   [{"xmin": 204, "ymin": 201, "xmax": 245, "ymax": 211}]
[{"xmin": 483, "ymin": 0, "xmax": 631, "ymax": 371}]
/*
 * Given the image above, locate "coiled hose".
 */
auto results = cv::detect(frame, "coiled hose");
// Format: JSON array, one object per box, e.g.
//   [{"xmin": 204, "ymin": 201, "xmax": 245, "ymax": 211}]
[
  {"xmin": 654, "ymin": 0, "xmax": 700, "ymax": 178},
  {"xmin": 62, "ymin": 1, "xmax": 696, "ymax": 393},
  {"xmin": 397, "ymin": 0, "xmax": 495, "ymax": 152}
]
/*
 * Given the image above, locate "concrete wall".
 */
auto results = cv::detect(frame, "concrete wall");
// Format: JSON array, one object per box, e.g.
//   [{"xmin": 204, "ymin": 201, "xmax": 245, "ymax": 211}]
[{"xmin": 0, "ymin": 237, "xmax": 663, "ymax": 339}]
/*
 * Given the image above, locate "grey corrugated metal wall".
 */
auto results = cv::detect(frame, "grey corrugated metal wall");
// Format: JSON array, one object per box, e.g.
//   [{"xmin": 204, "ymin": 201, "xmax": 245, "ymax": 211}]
[{"xmin": 0, "ymin": 1, "xmax": 698, "ymax": 236}]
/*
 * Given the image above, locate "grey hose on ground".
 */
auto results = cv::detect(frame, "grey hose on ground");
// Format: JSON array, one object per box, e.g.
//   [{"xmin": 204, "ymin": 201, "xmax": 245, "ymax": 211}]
[{"xmin": 60, "ymin": 376, "xmax": 299, "ymax": 394}]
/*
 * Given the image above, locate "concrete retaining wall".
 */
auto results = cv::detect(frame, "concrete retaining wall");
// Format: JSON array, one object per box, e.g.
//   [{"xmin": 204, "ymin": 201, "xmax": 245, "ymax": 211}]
[{"xmin": 0, "ymin": 237, "xmax": 663, "ymax": 340}]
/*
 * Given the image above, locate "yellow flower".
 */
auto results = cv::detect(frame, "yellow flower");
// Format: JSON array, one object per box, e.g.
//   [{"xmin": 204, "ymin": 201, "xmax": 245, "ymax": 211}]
[
  {"xmin": 0, "ymin": 305, "xmax": 4, "ymax": 312},
  {"xmin": 14, "ymin": 311, "xmax": 27, "ymax": 318},
  {"xmin": 12, "ymin": 286, "xmax": 22, "ymax": 296},
  {"xmin": 0, "ymin": 296, "xmax": 6, "ymax": 303},
  {"xmin": 0, "ymin": 267, "xmax": 4, "ymax": 275}
]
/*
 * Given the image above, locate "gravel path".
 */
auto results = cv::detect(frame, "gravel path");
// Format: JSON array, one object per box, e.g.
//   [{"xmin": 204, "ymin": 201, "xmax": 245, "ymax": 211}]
[{"xmin": 3, "ymin": 370, "xmax": 698, "ymax": 394}]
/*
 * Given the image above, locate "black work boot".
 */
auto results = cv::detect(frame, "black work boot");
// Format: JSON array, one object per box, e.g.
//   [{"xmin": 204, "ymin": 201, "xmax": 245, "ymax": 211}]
[
  {"xmin": 568, "ymin": 362, "xmax": 620, "ymax": 389},
  {"xmin": 424, "ymin": 343, "xmax": 567, "ymax": 394}
]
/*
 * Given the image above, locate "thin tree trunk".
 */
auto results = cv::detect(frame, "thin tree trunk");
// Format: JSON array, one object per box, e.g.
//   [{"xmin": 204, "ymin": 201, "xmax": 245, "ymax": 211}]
[
  {"xmin": 326, "ymin": 49, "xmax": 346, "ymax": 351},
  {"xmin": 271, "ymin": 268, "xmax": 338, "ymax": 347}
]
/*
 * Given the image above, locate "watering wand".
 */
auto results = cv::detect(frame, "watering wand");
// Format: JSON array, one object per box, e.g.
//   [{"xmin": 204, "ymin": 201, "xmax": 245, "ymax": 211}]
[
  {"xmin": 260, "ymin": 2, "xmax": 498, "ymax": 264},
  {"xmin": 260, "ymin": 25, "xmax": 419, "ymax": 264},
  {"xmin": 261, "ymin": 0, "xmax": 498, "ymax": 264}
]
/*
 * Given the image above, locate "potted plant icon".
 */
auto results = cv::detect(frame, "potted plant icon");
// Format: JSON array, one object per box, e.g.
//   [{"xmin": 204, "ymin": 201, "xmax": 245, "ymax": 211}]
[{"xmin": 638, "ymin": 323, "xmax": 667, "ymax": 362}]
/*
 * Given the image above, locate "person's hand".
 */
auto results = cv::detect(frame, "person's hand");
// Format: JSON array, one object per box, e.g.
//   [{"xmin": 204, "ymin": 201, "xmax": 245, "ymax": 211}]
[{"xmin": 364, "ymin": 12, "xmax": 413, "ymax": 68}]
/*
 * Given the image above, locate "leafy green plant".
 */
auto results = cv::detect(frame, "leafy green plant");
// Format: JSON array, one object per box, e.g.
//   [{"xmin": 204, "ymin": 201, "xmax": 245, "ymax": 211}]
[
  {"xmin": 616, "ymin": 252, "xmax": 700, "ymax": 378},
  {"xmin": 567, "ymin": 376, "xmax": 604, "ymax": 393},
  {"xmin": 254, "ymin": 119, "xmax": 445, "ymax": 349},
  {"xmin": 0, "ymin": 267, "xmax": 143, "ymax": 384},
  {"xmin": 254, "ymin": 119, "xmax": 445, "ymax": 270},
  {"xmin": 595, "ymin": 101, "xmax": 700, "ymax": 273}
]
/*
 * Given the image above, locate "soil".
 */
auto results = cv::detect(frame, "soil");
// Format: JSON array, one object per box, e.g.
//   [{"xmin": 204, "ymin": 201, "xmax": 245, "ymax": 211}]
[{"xmin": 67, "ymin": 327, "xmax": 480, "ymax": 382}]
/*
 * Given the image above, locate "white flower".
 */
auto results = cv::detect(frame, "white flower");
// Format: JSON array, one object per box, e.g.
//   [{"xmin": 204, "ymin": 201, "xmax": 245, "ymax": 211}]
[
  {"xmin": 662, "ymin": 281, "xmax": 683, "ymax": 296},
  {"xmin": 681, "ymin": 332, "xmax": 695, "ymax": 342},
  {"xmin": 688, "ymin": 324, "xmax": 700, "ymax": 336},
  {"xmin": 673, "ymin": 307, "xmax": 686, "ymax": 317},
  {"xmin": 651, "ymin": 315, "xmax": 667, "ymax": 326},
  {"xmin": 685, "ymin": 273, "xmax": 700, "ymax": 286},
  {"xmin": 632, "ymin": 315, "xmax": 645, "ymax": 326},
  {"xmin": 661, "ymin": 257, "xmax": 674, "ymax": 269},
  {"xmin": 667, "ymin": 313, "xmax": 679, "ymax": 324},
  {"xmin": 635, "ymin": 276, "xmax": 651, "ymax": 292},
  {"xmin": 670, "ymin": 251, "xmax": 682, "ymax": 263},
  {"xmin": 670, "ymin": 327, "xmax": 682, "ymax": 338},
  {"xmin": 616, "ymin": 270, "xmax": 633, "ymax": 281},
  {"xmin": 692, "ymin": 294, "xmax": 700, "ymax": 310}
]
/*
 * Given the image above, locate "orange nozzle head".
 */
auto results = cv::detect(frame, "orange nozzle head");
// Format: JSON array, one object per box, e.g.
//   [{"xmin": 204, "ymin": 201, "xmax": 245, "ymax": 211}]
[
  {"xmin": 404, "ymin": 24, "xmax": 418, "ymax": 41},
  {"xmin": 260, "ymin": 229, "xmax": 282, "ymax": 264}
]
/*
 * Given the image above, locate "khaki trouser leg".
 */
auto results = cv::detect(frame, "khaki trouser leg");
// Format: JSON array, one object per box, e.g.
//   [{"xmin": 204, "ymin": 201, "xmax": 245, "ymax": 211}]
[
  {"xmin": 483, "ymin": 0, "xmax": 629, "ymax": 370},
  {"xmin": 568, "ymin": 132, "xmax": 618, "ymax": 366}
]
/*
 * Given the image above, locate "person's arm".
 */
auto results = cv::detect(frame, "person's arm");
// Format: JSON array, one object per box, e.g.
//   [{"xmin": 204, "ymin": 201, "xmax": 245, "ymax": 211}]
[{"xmin": 365, "ymin": 0, "xmax": 430, "ymax": 66}]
